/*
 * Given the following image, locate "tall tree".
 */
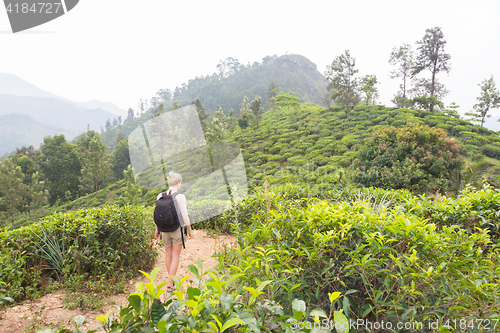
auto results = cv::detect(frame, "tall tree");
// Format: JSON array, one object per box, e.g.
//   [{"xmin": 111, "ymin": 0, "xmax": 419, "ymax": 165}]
[
  {"xmin": 0, "ymin": 157, "xmax": 28, "ymax": 228},
  {"xmin": 216, "ymin": 57, "xmax": 241, "ymax": 77},
  {"xmin": 27, "ymin": 171, "xmax": 47, "ymax": 221},
  {"xmin": 105, "ymin": 118, "xmax": 112, "ymax": 132},
  {"xmin": 14, "ymin": 154, "xmax": 46, "ymax": 220},
  {"xmin": 126, "ymin": 108, "xmax": 135, "ymax": 123},
  {"xmin": 413, "ymin": 27, "xmax": 451, "ymax": 112},
  {"xmin": 191, "ymin": 98, "xmax": 209, "ymax": 133},
  {"xmin": 138, "ymin": 98, "xmax": 148, "ymax": 115},
  {"xmin": 112, "ymin": 139, "xmax": 130, "ymax": 180},
  {"xmin": 123, "ymin": 165, "xmax": 142, "ymax": 204},
  {"xmin": 465, "ymin": 76, "xmax": 500, "ymax": 127},
  {"xmin": 150, "ymin": 96, "xmax": 160, "ymax": 109},
  {"xmin": 237, "ymin": 96, "xmax": 251, "ymax": 127},
  {"xmin": 157, "ymin": 88, "xmax": 172, "ymax": 102},
  {"xmin": 16, "ymin": 154, "xmax": 39, "ymax": 185},
  {"xmin": 267, "ymin": 81, "xmax": 280, "ymax": 109},
  {"xmin": 239, "ymin": 96, "xmax": 250, "ymax": 117},
  {"xmin": 360, "ymin": 75, "xmax": 379, "ymax": 105},
  {"xmin": 389, "ymin": 44, "xmax": 415, "ymax": 107},
  {"xmin": 227, "ymin": 108, "xmax": 237, "ymax": 135},
  {"xmin": 249, "ymin": 96, "xmax": 264, "ymax": 128},
  {"xmin": 15, "ymin": 145, "xmax": 40, "ymax": 164},
  {"xmin": 207, "ymin": 107, "xmax": 227, "ymax": 141},
  {"xmin": 40, "ymin": 134, "xmax": 81, "ymax": 205},
  {"xmin": 79, "ymin": 135, "xmax": 112, "ymax": 194},
  {"xmin": 325, "ymin": 50, "xmax": 360, "ymax": 118},
  {"xmin": 75, "ymin": 130, "xmax": 99, "ymax": 151}
]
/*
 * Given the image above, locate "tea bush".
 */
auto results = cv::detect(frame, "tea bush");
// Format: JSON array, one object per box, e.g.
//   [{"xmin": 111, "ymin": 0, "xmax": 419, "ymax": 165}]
[
  {"xmin": 233, "ymin": 103, "xmax": 500, "ymax": 190},
  {"xmin": 402, "ymin": 183, "xmax": 500, "ymax": 240},
  {"xmin": 353, "ymin": 123, "xmax": 463, "ymax": 193},
  {"xmin": 38, "ymin": 264, "xmax": 350, "ymax": 333},
  {"xmin": 0, "ymin": 205, "xmax": 157, "ymax": 305},
  {"xmin": 218, "ymin": 197, "xmax": 500, "ymax": 330}
]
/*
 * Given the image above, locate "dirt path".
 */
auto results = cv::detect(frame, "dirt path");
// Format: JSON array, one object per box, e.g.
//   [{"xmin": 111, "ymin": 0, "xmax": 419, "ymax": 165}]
[{"xmin": 0, "ymin": 230, "xmax": 236, "ymax": 333}]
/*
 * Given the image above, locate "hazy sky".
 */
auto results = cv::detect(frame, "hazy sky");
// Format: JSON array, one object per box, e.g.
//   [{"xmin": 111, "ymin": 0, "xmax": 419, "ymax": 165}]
[{"xmin": 1, "ymin": 0, "xmax": 499, "ymax": 117}]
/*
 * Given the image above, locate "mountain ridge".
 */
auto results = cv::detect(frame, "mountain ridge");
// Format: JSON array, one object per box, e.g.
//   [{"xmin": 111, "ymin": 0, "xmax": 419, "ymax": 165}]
[
  {"xmin": 0, "ymin": 113, "xmax": 78, "ymax": 157},
  {"xmin": 0, "ymin": 72, "xmax": 127, "ymax": 117},
  {"xmin": 0, "ymin": 73, "xmax": 128, "ymax": 156}
]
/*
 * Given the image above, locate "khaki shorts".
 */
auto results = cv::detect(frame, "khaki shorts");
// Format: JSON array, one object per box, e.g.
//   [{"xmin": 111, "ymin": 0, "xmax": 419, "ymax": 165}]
[{"xmin": 162, "ymin": 228, "xmax": 182, "ymax": 248}]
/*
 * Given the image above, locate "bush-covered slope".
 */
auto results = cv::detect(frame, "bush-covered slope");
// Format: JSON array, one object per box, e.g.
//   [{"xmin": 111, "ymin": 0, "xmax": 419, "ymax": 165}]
[
  {"xmin": 217, "ymin": 184, "xmax": 500, "ymax": 328},
  {"xmin": 100, "ymin": 54, "xmax": 328, "ymax": 150},
  {"xmin": 233, "ymin": 104, "xmax": 500, "ymax": 191},
  {"xmin": 0, "ymin": 205, "xmax": 156, "ymax": 305},
  {"xmin": 171, "ymin": 54, "xmax": 327, "ymax": 114}
]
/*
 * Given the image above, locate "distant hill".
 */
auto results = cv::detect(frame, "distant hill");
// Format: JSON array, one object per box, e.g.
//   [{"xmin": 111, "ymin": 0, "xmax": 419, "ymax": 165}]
[
  {"xmin": 0, "ymin": 72, "xmax": 127, "ymax": 117},
  {"xmin": 0, "ymin": 72, "xmax": 128, "ymax": 155},
  {"xmin": 0, "ymin": 113, "xmax": 78, "ymax": 157},
  {"xmin": 0, "ymin": 72, "xmax": 60, "ymax": 99},
  {"xmin": 169, "ymin": 54, "xmax": 328, "ymax": 114},
  {"xmin": 75, "ymin": 100, "xmax": 127, "ymax": 118},
  {"xmin": 0, "ymin": 94, "xmax": 117, "ymax": 134},
  {"xmin": 101, "ymin": 54, "xmax": 329, "ymax": 149}
]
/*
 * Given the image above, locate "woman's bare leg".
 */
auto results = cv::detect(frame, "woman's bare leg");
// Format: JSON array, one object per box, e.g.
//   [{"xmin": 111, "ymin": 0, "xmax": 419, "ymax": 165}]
[
  {"xmin": 167, "ymin": 244, "xmax": 183, "ymax": 288},
  {"xmin": 165, "ymin": 246, "xmax": 172, "ymax": 276}
]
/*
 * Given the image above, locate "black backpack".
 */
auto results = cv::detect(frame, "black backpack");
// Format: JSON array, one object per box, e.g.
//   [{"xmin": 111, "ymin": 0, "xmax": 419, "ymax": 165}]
[{"xmin": 154, "ymin": 192, "xmax": 186, "ymax": 248}]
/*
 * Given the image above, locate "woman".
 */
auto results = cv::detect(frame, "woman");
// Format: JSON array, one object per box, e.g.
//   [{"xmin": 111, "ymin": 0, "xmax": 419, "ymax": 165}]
[{"xmin": 154, "ymin": 171, "xmax": 193, "ymax": 292}]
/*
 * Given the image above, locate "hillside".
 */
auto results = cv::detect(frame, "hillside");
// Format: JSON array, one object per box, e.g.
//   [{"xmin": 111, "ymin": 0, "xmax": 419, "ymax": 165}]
[
  {"xmin": 100, "ymin": 54, "xmax": 328, "ymax": 149},
  {"xmin": 0, "ymin": 114, "xmax": 78, "ymax": 158},
  {"xmin": 5, "ymin": 96, "xmax": 500, "ymax": 230},
  {"xmin": 0, "ymin": 73, "xmax": 128, "ymax": 156},
  {"xmin": 232, "ymin": 103, "xmax": 500, "ymax": 190},
  {"xmin": 0, "ymin": 72, "xmax": 61, "ymax": 99},
  {"xmin": 4, "ymin": 100, "xmax": 500, "ymax": 331},
  {"xmin": 0, "ymin": 72, "xmax": 127, "ymax": 117},
  {"xmin": 169, "ymin": 54, "xmax": 328, "ymax": 114}
]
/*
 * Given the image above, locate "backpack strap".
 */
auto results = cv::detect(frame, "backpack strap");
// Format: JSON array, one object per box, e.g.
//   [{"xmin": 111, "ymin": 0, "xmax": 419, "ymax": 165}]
[
  {"xmin": 157, "ymin": 191, "xmax": 167, "ymax": 201},
  {"xmin": 180, "ymin": 225, "xmax": 185, "ymax": 249},
  {"xmin": 171, "ymin": 192, "xmax": 186, "ymax": 249}
]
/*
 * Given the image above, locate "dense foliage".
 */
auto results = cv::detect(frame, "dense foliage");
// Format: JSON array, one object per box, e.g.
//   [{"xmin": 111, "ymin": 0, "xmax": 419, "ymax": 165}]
[
  {"xmin": 38, "ymin": 265, "xmax": 349, "ymax": 333},
  {"xmin": 0, "ymin": 205, "xmax": 156, "ymax": 305},
  {"xmin": 233, "ymin": 104, "xmax": 500, "ymax": 191},
  {"xmin": 4, "ymin": 100, "xmax": 500, "ymax": 232},
  {"xmin": 0, "ymin": 131, "xmax": 133, "ymax": 229},
  {"xmin": 215, "ymin": 184, "xmax": 500, "ymax": 331},
  {"xmin": 35, "ymin": 184, "xmax": 500, "ymax": 332},
  {"xmin": 167, "ymin": 54, "xmax": 327, "ymax": 115},
  {"xmin": 353, "ymin": 123, "xmax": 463, "ymax": 193}
]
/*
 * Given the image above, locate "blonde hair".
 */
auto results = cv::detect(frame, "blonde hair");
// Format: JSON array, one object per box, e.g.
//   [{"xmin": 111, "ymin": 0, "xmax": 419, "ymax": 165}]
[{"xmin": 167, "ymin": 171, "xmax": 182, "ymax": 187}]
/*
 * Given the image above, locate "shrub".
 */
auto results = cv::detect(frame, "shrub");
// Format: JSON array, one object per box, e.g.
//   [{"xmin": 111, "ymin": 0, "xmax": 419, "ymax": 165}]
[
  {"xmin": 39, "ymin": 265, "xmax": 349, "ymax": 333},
  {"xmin": 483, "ymin": 144, "xmax": 500, "ymax": 159},
  {"xmin": 0, "ymin": 205, "xmax": 156, "ymax": 305},
  {"xmin": 353, "ymin": 123, "xmax": 463, "ymax": 193},
  {"xmin": 220, "ymin": 198, "xmax": 500, "ymax": 328}
]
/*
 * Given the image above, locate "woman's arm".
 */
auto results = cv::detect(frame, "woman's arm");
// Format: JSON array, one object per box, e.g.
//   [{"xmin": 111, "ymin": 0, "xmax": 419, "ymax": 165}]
[{"xmin": 182, "ymin": 214, "xmax": 193, "ymax": 239}]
